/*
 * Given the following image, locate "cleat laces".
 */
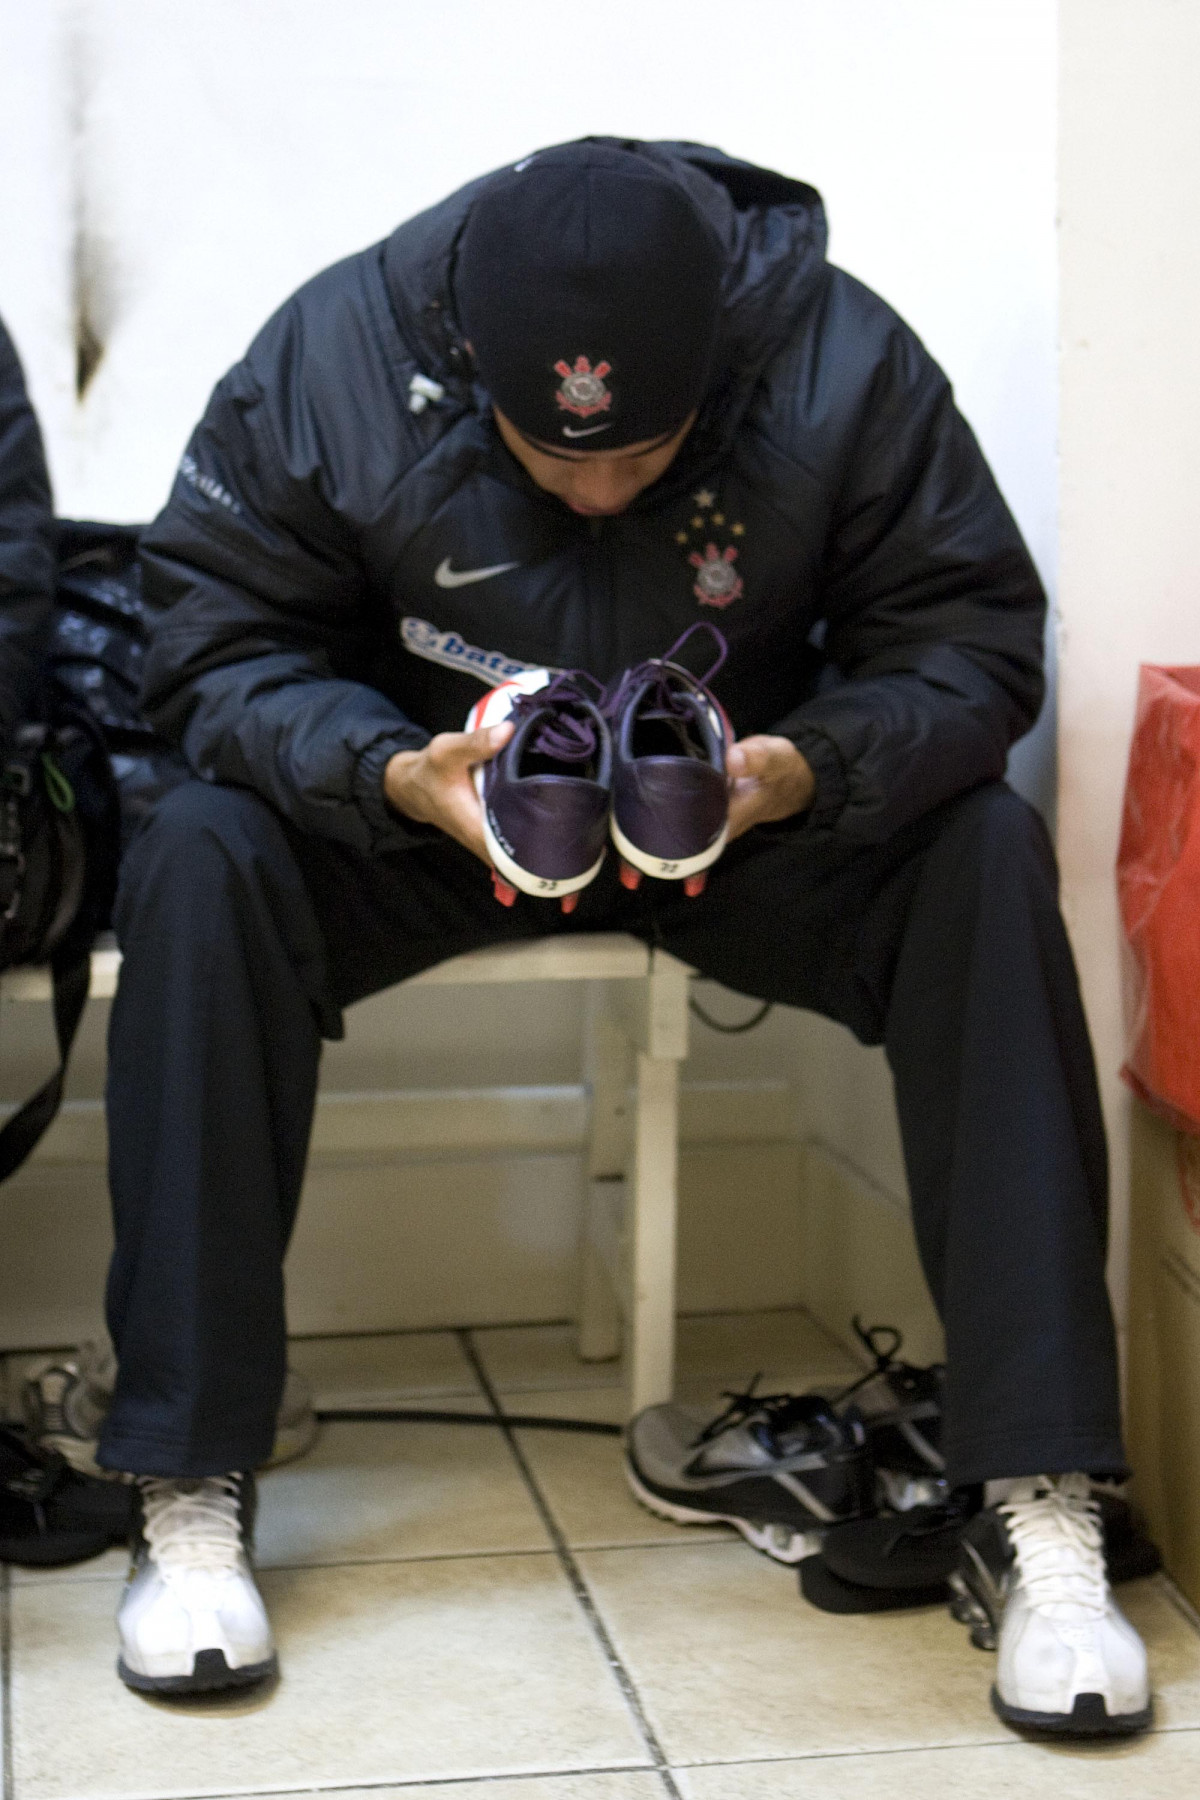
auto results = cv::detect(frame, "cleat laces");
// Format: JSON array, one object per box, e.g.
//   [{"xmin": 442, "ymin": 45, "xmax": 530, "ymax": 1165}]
[
  {"xmin": 1000, "ymin": 1475, "xmax": 1108, "ymax": 1620},
  {"xmin": 510, "ymin": 671, "xmax": 606, "ymax": 766},
  {"xmin": 604, "ymin": 623, "xmax": 729, "ymax": 758},
  {"xmin": 139, "ymin": 1474, "xmax": 244, "ymax": 1576}
]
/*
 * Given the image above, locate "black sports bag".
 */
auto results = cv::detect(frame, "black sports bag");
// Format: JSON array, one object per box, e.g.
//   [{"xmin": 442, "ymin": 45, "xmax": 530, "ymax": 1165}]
[{"xmin": 0, "ymin": 521, "xmax": 183, "ymax": 1181}]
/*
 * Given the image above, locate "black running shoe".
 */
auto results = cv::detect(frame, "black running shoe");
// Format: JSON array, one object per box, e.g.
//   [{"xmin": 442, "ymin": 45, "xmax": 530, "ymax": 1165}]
[
  {"xmin": 804, "ymin": 1486, "xmax": 1161, "ymax": 1618},
  {"xmin": 0, "ymin": 1423, "xmax": 133, "ymax": 1567},
  {"xmin": 625, "ymin": 1381, "xmax": 873, "ymax": 1564},
  {"xmin": 803, "ymin": 1490, "xmax": 976, "ymax": 1614}
]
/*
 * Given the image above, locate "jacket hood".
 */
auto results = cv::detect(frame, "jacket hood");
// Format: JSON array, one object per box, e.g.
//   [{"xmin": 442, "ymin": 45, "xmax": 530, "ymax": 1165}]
[{"xmin": 382, "ymin": 138, "xmax": 829, "ymax": 415}]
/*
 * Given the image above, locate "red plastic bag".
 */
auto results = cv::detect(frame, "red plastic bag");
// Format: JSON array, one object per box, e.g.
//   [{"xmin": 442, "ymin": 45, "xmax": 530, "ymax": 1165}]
[{"xmin": 1118, "ymin": 664, "xmax": 1200, "ymax": 1134}]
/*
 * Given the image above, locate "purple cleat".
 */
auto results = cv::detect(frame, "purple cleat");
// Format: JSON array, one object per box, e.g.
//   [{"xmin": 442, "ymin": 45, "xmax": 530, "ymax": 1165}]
[
  {"xmin": 605, "ymin": 626, "xmax": 732, "ymax": 895},
  {"xmin": 468, "ymin": 669, "xmax": 612, "ymax": 911}
]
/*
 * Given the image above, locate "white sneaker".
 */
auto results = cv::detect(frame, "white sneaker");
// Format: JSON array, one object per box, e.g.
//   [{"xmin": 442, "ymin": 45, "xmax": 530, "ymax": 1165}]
[
  {"xmin": 117, "ymin": 1473, "xmax": 277, "ymax": 1693},
  {"xmin": 950, "ymin": 1473, "xmax": 1151, "ymax": 1735}
]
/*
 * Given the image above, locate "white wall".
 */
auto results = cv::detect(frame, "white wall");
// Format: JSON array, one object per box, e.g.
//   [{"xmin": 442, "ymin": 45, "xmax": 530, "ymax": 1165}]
[
  {"xmin": 1058, "ymin": 1, "xmax": 1200, "ymax": 1329},
  {"xmin": 0, "ymin": 4, "xmax": 74, "ymax": 468},
  {"xmin": 0, "ymin": 1, "xmax": 1058, "ymax": 1344}
]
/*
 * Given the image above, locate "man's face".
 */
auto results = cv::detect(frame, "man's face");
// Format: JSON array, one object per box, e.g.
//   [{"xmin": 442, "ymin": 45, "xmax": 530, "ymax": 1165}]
[{"xmin": 493, "ymin": 406, "xmax": 696, "ymax": 517}]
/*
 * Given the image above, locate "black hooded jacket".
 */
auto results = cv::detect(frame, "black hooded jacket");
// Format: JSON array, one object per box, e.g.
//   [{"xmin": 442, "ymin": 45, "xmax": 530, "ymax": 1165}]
[
  {"xmin": 0, "ymin": 317, "xmax": 54, "ymax": 746},
  {"xmin": 140, "ymin": 140, "xmax": 1046, "ymax": 856}
]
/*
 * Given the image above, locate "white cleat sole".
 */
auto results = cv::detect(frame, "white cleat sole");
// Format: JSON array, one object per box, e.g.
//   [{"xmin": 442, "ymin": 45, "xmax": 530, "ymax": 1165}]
[{"xmin": 609, "ymin": 812, "xmax": 728, "ymax": 881}]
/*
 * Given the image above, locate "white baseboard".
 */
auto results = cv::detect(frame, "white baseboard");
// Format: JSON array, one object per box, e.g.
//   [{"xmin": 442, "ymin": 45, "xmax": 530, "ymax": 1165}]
[
  {"xmin": 6, "ymin": 1077, "xmax": 797, "ymax": 1166},
  {"xmin": 0, "ymin": 1079, "xmax": 803, "ymax": 1348}
]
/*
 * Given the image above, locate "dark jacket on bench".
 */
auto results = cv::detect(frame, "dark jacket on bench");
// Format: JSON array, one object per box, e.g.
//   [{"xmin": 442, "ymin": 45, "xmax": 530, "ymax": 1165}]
[{"xmin": 0, "ymin": 317, "xmax": 54, "ymax": 748}]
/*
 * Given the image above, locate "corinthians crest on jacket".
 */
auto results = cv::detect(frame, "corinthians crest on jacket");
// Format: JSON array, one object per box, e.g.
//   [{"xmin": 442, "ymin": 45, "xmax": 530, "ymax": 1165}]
[{"xmin": 675, "ymin": 488, "xmax": 746, "ymax": 608}]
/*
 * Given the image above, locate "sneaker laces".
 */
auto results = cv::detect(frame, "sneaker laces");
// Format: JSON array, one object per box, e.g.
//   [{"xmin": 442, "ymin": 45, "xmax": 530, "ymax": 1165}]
[
  {"xmin": 604, "ymin": 623, "xmax": 728, "ymax": 755},
  {"xmin": 833, "ymin": 1319, "xmax": 943, "ymax": 1408},
  {"xmin": 139, "ymin": 1474, "xmax": 245, "ymax": 1575},
  {"xmin": 511, "ymin": 671, "xmax": 606, "ymax": 765},
  {"xmin": 693, "ymin": 1374, "xmax": 846, "ymax": 1456},
  {"xmin": 832, "ymin": 1318, "xmax": 945, "ymax": 1471},
  {"xmin": 1001, "ymin": 1474, "xmax": 1108, "ymax": 1619}
]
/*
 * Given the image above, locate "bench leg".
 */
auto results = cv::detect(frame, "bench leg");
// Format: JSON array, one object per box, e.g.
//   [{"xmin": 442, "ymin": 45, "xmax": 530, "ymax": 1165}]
[
  {"xmin": 577, "ymin": 985, "xmax": 630, "ymax": 1363},
  {"xmin": 627, "ymin": 1048, "xmax": 679, "ymax": 1413}
]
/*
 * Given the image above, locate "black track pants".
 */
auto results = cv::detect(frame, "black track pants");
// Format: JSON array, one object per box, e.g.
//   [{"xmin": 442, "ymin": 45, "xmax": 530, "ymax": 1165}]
[{"xmin": 98, "ymin": 778, "xmax": 1123, "ymax": 1485}]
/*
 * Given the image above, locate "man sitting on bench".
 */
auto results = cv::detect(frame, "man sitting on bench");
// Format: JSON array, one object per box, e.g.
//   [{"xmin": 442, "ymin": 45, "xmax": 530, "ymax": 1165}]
[{"xmin": 101, "ymin": 139, "xmax": 1148, "ymax": 1736}]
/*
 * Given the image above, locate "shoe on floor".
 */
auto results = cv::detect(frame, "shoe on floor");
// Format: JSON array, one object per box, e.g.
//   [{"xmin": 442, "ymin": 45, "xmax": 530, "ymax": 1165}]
[
  {"xmin": 0, "ymin": 1423, "xmax": 134, "ymax": 1567},
  {"xmin": 949, "ymin": 1473, "xmax": 1151, "ymax": 1737},
  {"xmin": 18, "ymin": 1341, "xmax": 116, "ymax": 1479},
  {"xmin": 806, "ymin": 1483, "xmax": 1160, "ymax": 1618},
  {"xmin": 626, "ymin": 1382, "xmax": 873, "ymax": 1564},
  {"xmin": 22, "ymin": 1352, "xmax": 318, "ymax": 1474},
  {"xmin": 834, "ymin": 1321, "xmax": 947, "ymax": 1513},
  {"xmin": 117, "ymin": 1472, "xmax": 277, "ymax": 1694},
  {"xmin": 467, "ymin": 667, "xmax": 612, "ymax": 908}
]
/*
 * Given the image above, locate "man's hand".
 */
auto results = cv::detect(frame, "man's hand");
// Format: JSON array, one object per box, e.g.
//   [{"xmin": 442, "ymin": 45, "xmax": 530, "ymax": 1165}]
[
  {"xmin": 726, "ymin": 735, "xmax": 816, "ymax": 840},
  {"xmin": 384, "ymin": 721, "xmax": 513, "ymax": 862}
]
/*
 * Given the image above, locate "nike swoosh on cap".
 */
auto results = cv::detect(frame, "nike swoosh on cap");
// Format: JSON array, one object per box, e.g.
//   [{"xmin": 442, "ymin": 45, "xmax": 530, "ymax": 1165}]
[
  {"xmin": 434, "ymin": 558, "xmax": 521, "ymax": 589},
  {"xmin": 561, "ymin": 423, "xmax": 612, "ymax": 439}
]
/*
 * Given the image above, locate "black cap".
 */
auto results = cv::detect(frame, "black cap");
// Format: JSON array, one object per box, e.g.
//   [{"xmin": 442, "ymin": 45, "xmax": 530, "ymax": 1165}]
[{"xmin": 455, "ymin": 142, "xmax": 726, "ymax": 450}]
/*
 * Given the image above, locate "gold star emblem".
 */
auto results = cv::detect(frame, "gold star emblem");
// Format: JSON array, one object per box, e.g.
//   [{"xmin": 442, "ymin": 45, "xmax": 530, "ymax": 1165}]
[
  {"xmin": 712, "ymin": 512, "xmax": 725, "ymax": 526},
  {"xmin": 693, "ymin": 489, "xmax": 716, "ymax": 509},
  {"xmin": 691, "ymin": 515, "xmax": 705, "ymax": 531},
  {"xmin": 731, "ymin": 522, "xmax": 745, "ymax": 536},
  {"xmin": 675, "ymin": 530, "xmax": 689, "ymax": 545}
]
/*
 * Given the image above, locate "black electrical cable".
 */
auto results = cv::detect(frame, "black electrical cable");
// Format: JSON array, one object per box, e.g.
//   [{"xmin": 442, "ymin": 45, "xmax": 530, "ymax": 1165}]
[
  {"xmin": 317, "ymin": 1407, "xmax": 621, "ymax": 1436},
  {"xmin": 688, "ymin": 992, "xmax": 773, "ymax": 1034}
]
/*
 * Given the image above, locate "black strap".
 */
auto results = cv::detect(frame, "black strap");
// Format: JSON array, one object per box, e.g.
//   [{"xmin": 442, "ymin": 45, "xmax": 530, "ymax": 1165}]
[{"xmin": 0, "ymin": 948, "xmax": 91, "ymax": 1182}]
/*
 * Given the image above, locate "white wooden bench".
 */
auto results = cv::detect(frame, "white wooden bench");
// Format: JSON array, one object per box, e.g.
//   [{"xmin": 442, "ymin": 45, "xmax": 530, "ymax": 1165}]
[{"xmin": 1, "ymin": 933, "xmax": 690, "ymax": 1414}]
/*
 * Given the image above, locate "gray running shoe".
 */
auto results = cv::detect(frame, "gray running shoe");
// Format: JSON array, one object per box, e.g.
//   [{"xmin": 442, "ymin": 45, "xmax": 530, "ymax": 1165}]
[
  {"xmin": 625, "ymin": 1382, "xmax": 873, "ymax": 1564},
  {"xmin": 21, "ymin": 1350, "xmax": 318, "ymax": 1474}
]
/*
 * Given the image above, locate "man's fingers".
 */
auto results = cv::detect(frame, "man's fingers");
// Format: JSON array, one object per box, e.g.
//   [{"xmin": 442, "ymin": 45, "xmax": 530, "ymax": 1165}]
[
  {"xmin": 726, "ymin": 736, "xmax": 781, "ymax": 781},
  {"xmin": 428, "ymin": 720, "xmax": 513, "ymax": 769}
]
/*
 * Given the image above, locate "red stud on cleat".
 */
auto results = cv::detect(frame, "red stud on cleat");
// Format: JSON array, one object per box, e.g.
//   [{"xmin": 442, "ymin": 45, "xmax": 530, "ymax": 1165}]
[
  {"xmin": 684, "ymin": 872, "xmax": 707, "ymax": 898},
  {"xmin": 560, "ymin": 891, "xmax": 580, "ymax": 915},
  {"xmin": 491, "ymin": 871, "xmax": 518, "ymax": 907},
  {"xmin": 619, "ymin": 860, "xmax": 642, "ymax": 891}
]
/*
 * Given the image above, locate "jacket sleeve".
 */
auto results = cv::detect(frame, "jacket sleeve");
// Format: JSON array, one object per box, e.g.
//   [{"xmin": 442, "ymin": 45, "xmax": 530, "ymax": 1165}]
[
  {"xmin": 140, "ymin": 354, "xmax": 432, "ymax": 855},
  {"xmin": 771, "ymin": 323, "xmax": 1047, "ymax": 841},
  {"xmin": 0, "ymin": 319, "xmax": 54, "ymax": 746}
]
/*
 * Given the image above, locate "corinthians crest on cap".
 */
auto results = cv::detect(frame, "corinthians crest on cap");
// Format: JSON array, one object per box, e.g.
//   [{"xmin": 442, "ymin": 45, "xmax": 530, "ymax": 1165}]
[{"xmin": 554, "ymin": 356, "xmax": 613, "ymax": 418}]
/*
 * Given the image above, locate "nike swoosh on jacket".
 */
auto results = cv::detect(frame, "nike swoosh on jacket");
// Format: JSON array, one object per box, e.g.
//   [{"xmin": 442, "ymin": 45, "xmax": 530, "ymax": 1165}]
[{"xmin": 433, "ymin": 558, "xmax": 520, "ymax": 588}]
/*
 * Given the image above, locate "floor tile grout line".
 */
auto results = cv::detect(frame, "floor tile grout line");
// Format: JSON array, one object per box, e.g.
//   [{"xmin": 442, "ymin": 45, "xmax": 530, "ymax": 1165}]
[
  {"xmin": 72, "ymin": 1764, "xmax": 657, "ymax": 1800},
  {"xmin": 665, "ymin": 1717, "xmax": 1200, "ymax": 1771},
  {"xmin": 459, "ymin": 1329, "xmax": 683, "ymax": 1800},
  {"xmin": 1, "ymin": 1560, "xmax": 12, "ymax": 1800},
  {"xmin": 8, "ymin": 1533, "xmax": 749, "ymax": 1592}
]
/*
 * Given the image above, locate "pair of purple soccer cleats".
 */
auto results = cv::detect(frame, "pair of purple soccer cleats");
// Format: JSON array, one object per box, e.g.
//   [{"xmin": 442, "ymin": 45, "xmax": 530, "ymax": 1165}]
[{"xmin": 467, "ymin": 627, "xmax": 732, "ymax": 913}]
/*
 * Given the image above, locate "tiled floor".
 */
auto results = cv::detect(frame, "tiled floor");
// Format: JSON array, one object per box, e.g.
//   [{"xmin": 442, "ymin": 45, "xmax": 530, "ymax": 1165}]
[{"xmin": 4, "ymin": 1310, "xmax": 1200, "ymax": 1800}]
